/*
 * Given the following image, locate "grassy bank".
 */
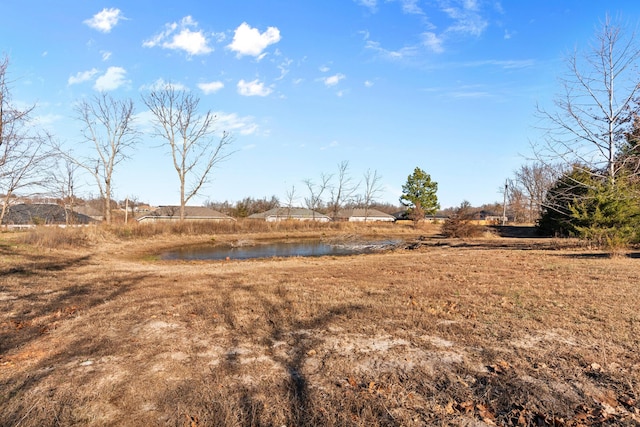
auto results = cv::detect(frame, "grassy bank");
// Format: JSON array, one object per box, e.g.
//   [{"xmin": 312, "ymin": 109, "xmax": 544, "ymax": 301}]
[{"xmin": 1, "ymin": 227, "xmax": 639, "ymax": 426}]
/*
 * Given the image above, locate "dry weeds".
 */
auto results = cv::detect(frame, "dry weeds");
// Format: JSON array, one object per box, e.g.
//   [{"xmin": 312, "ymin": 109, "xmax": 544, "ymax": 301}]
[{"xmin": 1, "ymin": 226, "xmax": 639, "ymax": 426}]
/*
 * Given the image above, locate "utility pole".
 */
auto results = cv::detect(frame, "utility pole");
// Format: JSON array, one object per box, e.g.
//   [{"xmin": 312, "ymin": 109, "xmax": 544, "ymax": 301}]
[{"xmin": 502, "ymin": 180, "xmax": 508, "ymax": 226}]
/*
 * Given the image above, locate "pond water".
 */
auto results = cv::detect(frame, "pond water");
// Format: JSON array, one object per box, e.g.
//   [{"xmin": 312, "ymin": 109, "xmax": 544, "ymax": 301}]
[{"xmin": 160, "ymin": 239, "xmax": 402, "ymax": 261}]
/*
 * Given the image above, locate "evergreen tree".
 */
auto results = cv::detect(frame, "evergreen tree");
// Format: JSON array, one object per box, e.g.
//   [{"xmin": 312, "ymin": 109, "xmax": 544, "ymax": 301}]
[{"xmin": 399, "ymin": 167, "xmax": 439, "ymax": 223}]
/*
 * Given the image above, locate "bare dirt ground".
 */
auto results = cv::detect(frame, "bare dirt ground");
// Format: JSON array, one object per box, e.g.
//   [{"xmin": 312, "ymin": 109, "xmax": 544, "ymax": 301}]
[{"xmin": 1, "ymin": 227, "xmax": 639, "ymax": 426}]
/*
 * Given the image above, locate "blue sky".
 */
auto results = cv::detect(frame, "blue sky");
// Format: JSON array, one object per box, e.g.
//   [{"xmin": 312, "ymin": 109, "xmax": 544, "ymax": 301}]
[{"xmin": 2, "ymin": 1, "xmax": 640, "ymax": 208}]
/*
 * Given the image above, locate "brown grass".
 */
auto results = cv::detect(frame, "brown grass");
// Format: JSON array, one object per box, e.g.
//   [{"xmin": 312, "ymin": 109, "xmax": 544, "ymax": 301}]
[{"xmin": 1, "ymin": 225, "xmax": 639, "ymax": 426}]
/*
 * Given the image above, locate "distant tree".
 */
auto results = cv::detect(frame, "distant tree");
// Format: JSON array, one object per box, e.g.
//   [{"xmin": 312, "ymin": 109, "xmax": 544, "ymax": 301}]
[
  {"xmin": 0, "ymin": 56, "xmax": 52, "ymax": 224},
  {"xmin": 234, "ymin": 195, "xmax": 279, "ymax": 218},
  {"xmin": 399, "ymin": 167, "xmax": 439, "ymax": 224},
  {"xmin": 303, "ymin": 173, "xmax": 332, "ymax": 218},
  {"xmin": 63, "ymin": 93, "xmax": 138, "ymax": 224},
  {"xmin": 283, "ymin": 184, "xmax": 297, "ymax": 219},
  {"xmin": 327, "ymin": 160, "xmax": 359, "ymax": 218},
  {"xmin": 506, "ymin": 184, "xmax": 528, "ymax": 223},
  {"xmin": 49, "ymin": 156, "xmax": 81, "ymax": 225},
  {"xmin": 142, "ymin": 84, "xmax": 234, "ymax": 221},
  {"xmin": 361, "ymin": 169, "xmax": 383, "ymax": 221},
  {"xmin": 510, "ymin": 162, "xmax": 563, "ymax": 223},
  {"xmin": 205, "ymin": 199, "xmax": 233, "ymax": 216}
]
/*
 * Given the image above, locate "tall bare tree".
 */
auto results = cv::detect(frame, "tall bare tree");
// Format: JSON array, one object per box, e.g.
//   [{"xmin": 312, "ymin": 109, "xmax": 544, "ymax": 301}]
[
  {"xmin": 361, "ymin": 169, "xmax": 383, "ymax": 221},
  {"xmin": 66, "ymin": 93, "xmax": 138, "ymax": 224},
  {"xmin": 284, "ymin": 184, "xmax": 297, "ymax": 218},
  {"xmin": 0, "ymin": 56, "xmax": 52, "ymax": 224},
  {"xmin": 327, "ymin": 160, "xmax": 359, "ymax": 218},
  {"xmin": 535, "ymin": 15, "xmax": 640, "ymax": 185},
  {"xmin": 303, "ymin": 173, "xmax": 332, "ymax": 219},
  {"xmin": 142, "ymin": 85, "xmax": 233, "ymax": 220}
]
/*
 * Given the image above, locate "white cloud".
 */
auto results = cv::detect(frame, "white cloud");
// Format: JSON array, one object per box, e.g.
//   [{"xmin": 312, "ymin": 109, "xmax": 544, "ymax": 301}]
[
  {"xmin": 396, "ymin": 0, "xmax": 423, "ymax": 14},
  {"xmin": 364, "ymin": 80, "xmax": 374, "ymax": 87},
  {"xmin": 84, "ymin": 8, "xmax": 125, "ymax": 33},
  {"xmin": 214, "ymin": 112, "xmax": 259, "ymax": 136},
  {"xmin": 321, "ymin": 73, "xmax": 345, "ymax": 87},
  {"xmin": 143, "ymin": 16, "xmax": 214, "ymax": 56},
  {"xmin": 355, "ymin": 0, "xmax": 377, "ymax": 12},
  {"xmin": 237, "ymin": 79, "xmax": 273, "ymax": 97},
  {"xmin": 442, "ymin": 2, "xmax": 488, "ymax": 37},
  {"xmin": 68, "ymin": 68, "xmax": 99, "ymax": 85},
  {"xmin": 101, "ymin": 51, "xmax": 112, "ymax": 61},
  {"xmin": 276, "ymin": 58, "xmax": 293, "ymax": 81},
  {"xmin": 133, "ymin": 110, "xmax": 157, "ymax": 133},
  {"xmin": 321, "ymin": 140, "xmax": 339, "ymax": 150},
  {"xmin": 422, "ymin": 32, "xmax": 444, "ymax": 53},
  {"xmin": 33, "ymin": 113, "xmax": 63, "ymax": 127},
  {"xmin": 198, "ymin": 81, "xmax": 224, "ymax": 94},
  {"xmin": 227, "ymin": 22, "xmax": 281, "ymax": 58},
  {"xmin": 94, "ymin": 67, "xmax": 129, "ymax": 91},
  {"xmin": 365, "ymin": 39, "xmax": 418, "ymax": 60},
  {"xmin": 460, "ymin": 59, "xmax": 534, "ymax": 70},
  {"xmin": 140, "ymin": 78, "xmax": 188, "ymax": 92},
  {"xmin": 319, "ymin": 65, "xmax": 330, "ymax": 73}
]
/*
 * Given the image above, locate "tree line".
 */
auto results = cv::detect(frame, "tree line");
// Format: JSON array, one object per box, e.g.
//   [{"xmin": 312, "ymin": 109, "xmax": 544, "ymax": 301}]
[{"xmin": 0, "ymin": 58, "xmax": 408, "ymax": 225}]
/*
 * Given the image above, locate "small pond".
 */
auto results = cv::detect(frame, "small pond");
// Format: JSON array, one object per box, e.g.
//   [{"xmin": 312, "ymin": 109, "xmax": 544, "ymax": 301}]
[{"xmin": 160, "ymin": 238, "xmax": 402, "ymax": 261}]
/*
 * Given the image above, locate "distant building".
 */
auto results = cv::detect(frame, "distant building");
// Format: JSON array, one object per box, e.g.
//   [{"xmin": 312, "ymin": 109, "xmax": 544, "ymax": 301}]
[
  {"xmin": 137, "ymin": 206, "xmax": 236, "ymax": 222},
  {"xmin": 393, "ymin": 210, "xmax": 448, "ymax": 223},
  {"xmin": 1, "ymin": 204, "xmax": 93, "ymax": 227},
  {"xmin": 334, "ymin": 208, "xmax": 396, "ymax": 222},
  {"xmin": 248, "ymin": 207, "xmax": 331, "ymax": 222}
]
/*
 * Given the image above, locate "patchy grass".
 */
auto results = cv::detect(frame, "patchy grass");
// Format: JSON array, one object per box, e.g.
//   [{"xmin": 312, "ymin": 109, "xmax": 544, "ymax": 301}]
[{"xmin": 1, "ymin": 228, "xmax": 639, "ymax": 426}]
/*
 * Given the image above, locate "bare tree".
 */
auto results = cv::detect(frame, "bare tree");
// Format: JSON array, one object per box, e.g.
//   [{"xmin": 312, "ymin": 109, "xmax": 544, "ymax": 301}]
[
  {"xmin": 48, "ymin": 156, "xmax": 81, "ymax": 225},
  {"xmin": 535, "ymin": 15, "xmax": 640, "ymax": 185},
  {"xmin": 327, "ymin": 160, "xmax": 359, "ymax": 218},
  {"xmin": 510, "ymin": 162, "xmax": 564, "ymax": 222},
  {"xmin": 0, "ymin": 56, "xmax": 52, "ymax": 224},
  {"xmin": 65, "ymin": 93, "xmax": 138, "ymax": 224},
  {"xmin": 284, "ymin": 184, "xmax": 296, "ymax": 219},
  {"xmin": 303, "ymin": 173, "xmax": 332, "ymax": 219},
  {"xmin": 142, "ymin": 84, "xmax": 233, "ymax": 220},
  {"xmin": 362, "ymin": 169, "xmax": 383, "ymax": 221}
]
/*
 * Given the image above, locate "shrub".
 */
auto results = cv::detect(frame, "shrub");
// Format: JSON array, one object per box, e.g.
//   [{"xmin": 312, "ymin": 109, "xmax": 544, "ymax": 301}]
[{"xmin": 441, "ymin": 201, "xmax": 486, "ymax": 238}]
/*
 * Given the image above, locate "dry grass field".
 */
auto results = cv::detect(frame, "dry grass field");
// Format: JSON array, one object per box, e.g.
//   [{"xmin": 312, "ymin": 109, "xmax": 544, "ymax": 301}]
[{"xmin": 1, "ymin": 223, "xmax": 639, "ymax": 426}]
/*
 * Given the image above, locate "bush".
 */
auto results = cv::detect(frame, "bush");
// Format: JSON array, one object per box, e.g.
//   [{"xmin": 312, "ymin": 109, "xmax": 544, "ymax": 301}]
[{"xmin": 441, "ymin": 201, "xmax": 486, "ymax": 238}]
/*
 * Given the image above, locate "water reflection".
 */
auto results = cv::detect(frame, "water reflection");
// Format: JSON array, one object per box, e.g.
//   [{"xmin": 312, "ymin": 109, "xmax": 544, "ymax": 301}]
[{"xmin": 160, "ymin": 239, "xmax": 400, "ymax": 261}]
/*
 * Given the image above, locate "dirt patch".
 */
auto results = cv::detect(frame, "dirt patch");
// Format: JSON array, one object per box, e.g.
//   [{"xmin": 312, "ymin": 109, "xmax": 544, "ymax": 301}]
[{"xmin": 1, "ymin": 229, "xmax": 639, "ymax": 426}]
